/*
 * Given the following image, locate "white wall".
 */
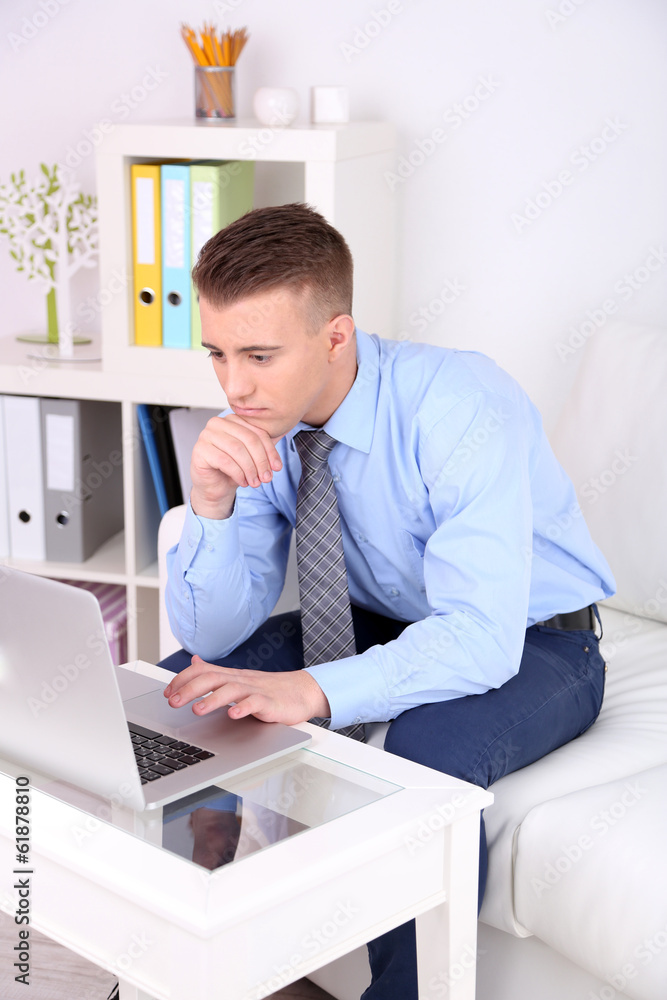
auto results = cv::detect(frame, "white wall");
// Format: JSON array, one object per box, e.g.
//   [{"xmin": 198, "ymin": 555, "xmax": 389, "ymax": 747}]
[{"xmin": 1, "ymin": 0, "xmax": 665, "ymax": 427}]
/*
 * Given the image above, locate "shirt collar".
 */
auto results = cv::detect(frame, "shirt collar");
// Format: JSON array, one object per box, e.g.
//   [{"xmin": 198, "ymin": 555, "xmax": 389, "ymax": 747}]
[{"xmin": 286, "ymin": 329, "xmax": 381, "ymax": 454}]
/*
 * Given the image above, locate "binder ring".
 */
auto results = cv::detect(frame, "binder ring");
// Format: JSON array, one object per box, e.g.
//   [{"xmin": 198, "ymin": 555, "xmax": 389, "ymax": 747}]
[
  {"xmin": 139, "ymin": 288, "xmax": 155, "ymax": 306},
  {"xmin": 167, "ymin": 291, "xmax": 182, "ymax": 307}
]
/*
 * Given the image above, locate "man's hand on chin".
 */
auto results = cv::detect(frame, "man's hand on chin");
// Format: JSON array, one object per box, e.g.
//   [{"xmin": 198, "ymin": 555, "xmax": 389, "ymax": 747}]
[{"xmin": 163, "ymin": 655, "xmax": 331, "ymax": 725}]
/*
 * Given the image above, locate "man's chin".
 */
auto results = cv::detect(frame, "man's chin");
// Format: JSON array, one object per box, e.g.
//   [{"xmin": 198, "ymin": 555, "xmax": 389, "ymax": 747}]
[{"xmin": 236, "ymin": 412, "xmax": 291, "ymax": 440}]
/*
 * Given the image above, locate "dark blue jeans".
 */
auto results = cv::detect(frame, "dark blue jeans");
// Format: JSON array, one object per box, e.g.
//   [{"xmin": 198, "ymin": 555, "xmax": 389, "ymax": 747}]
[{"xmin": 160, "ymin": 606, "xmax": 606, "ymax": 1000}]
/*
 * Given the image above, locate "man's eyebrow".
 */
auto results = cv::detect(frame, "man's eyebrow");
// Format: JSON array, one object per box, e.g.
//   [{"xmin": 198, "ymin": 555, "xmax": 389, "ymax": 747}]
[{"xmin": 201, "ymin": 342, "xmax": 284, "ymax": 353}]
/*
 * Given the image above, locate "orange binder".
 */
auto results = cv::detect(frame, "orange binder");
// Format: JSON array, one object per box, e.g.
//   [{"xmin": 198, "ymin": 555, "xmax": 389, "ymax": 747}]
[{"xmin": 131, "ymin": 163, "xmax": 162, "ymax": 346}]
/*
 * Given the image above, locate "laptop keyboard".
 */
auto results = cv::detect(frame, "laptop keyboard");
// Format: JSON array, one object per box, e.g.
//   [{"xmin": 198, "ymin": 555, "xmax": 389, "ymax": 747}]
[{"xmin": 128, "ymin": 722, "xmax": 214, "ymax": 784}]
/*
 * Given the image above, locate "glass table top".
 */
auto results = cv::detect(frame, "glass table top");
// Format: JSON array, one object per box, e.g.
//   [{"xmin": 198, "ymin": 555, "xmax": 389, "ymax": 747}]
[{"xmin": 160, "ymin": 748, "xmax": 402, "ymax": 871}]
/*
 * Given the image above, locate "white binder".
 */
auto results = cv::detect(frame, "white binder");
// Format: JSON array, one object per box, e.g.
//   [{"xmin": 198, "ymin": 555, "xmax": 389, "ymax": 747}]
[
  {"xmin": 41, "ymin": 398, "xmax": 123, "ymax": 562},
  {"xmin": 3, "ymin": 395, "xmax": 46, "ymax": 560},
  {"xmin": 168, "ymin": 406, "xmax": 221, "ymax": 498}
]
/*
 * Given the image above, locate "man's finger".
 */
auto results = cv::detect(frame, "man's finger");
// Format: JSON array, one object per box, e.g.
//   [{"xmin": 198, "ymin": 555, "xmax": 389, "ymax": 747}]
[
  {"xmin": 166, "ymin": 669, "xmax": 231, "ymax": 707},
  {"xmin": 163, "ymin": 656, "xmax": 218, "ymax": 697},
  {"xmin": 209, "ymin": 415, "xmax": 283, "ymax": 479}
]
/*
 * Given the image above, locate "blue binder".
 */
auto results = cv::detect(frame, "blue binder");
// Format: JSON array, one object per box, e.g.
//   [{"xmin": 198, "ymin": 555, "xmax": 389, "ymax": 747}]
[
  {"xmin": 137, "ymin": 404, "xmax": 168, "ymax": 517},
  {"xmin": 161, "ymin": 164, "xmax": 191, "ymax": 349}
]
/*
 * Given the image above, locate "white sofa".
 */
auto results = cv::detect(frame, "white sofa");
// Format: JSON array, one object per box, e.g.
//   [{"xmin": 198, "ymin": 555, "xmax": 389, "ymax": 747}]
[{"xmin": 158, "ymin": 322, "xmax": 667, "ymax": 1000}]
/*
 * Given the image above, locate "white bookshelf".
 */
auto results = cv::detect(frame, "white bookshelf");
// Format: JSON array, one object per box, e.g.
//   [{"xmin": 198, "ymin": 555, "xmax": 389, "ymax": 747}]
[{"xmin": 0, "ymin": 120, "xmax": 397, "ymax": 663}]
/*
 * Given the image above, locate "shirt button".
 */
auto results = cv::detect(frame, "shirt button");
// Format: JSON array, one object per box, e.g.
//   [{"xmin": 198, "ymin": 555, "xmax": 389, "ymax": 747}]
[
  {"xmin": 332, "ymin": 473, "xmax": 341, "ymax": 483},
  {"xmin": 354, "ymin": 717, "xmax": 362, "ymax": 724},
  {"xmin": 358, "ymin": 534, "xmax": 367, "ymax": 543},
  {"xmin": 188, "ymin": 538, "xmax": 194, "ymax": 547},
  {"xmin": 389, "ymin": 587, "xmax": 400, "ymax": 597},
  {"xmin": 206, "ymin": 543, "xmax": 213, "ymax": 552}
]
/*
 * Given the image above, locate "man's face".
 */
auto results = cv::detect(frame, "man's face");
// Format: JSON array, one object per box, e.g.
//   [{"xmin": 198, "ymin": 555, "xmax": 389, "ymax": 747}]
[{"xmin": 199, "ymin": 288, "xmax": 351, "ymax": 438}]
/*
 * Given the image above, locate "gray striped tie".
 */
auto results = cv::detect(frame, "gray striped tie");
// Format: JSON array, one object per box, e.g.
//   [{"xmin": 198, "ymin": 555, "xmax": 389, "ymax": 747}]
[{"xmin": 294, "ymin": 429, "xmax": 365, "ymax": 741}]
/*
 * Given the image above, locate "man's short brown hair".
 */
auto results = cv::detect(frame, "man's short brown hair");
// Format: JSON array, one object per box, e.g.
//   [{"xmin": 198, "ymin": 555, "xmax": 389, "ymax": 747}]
[{"xmin": 191, "ymin": 203, "xmax": 353, "ymax": 330}]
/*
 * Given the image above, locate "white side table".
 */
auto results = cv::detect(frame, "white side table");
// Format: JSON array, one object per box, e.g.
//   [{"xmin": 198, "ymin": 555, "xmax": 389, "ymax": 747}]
[{"xmin": 0, "ymin": 661, "xmax": 492, "ymax": 1000}]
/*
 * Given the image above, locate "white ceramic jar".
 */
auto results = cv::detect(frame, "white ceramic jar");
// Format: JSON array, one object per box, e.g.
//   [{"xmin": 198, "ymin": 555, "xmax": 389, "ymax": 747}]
[{"xmin": 252, "ymin": 87, "xmax": 299, "ymax": 126}]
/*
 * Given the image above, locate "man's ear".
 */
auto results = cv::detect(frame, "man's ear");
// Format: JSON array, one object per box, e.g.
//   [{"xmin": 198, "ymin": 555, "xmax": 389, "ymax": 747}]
[{"xmin": 327, "ymin": 314, "xmax": 356, "ymax": 359}]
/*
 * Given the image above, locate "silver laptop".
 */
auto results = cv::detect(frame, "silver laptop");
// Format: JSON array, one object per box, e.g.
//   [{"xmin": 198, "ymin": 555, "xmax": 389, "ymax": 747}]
[{"xmin": 0, "ymin": 568, "xmax": 310, "ymax": 811}]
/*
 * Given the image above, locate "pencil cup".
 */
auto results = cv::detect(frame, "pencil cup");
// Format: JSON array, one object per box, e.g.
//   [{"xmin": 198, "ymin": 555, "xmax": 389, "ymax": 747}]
[{"xmin": 195, "ymin": 66, "xmax": 236, "ymax": 121}]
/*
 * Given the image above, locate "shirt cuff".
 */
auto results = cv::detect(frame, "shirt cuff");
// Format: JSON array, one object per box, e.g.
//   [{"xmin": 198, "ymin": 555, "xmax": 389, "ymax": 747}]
[
  {"xmin": 180, "ymin": 498, "xmax": 242, "ymax": 571},
  {"xmin": 305, "ymin": 653, "xmax": 390, "ymax": 731}
]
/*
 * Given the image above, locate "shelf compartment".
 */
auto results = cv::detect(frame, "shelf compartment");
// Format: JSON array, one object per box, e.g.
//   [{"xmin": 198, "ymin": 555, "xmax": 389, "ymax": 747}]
[{"xmin": 2, "ymin": 529, "xmax": 127, "ymax": 583}]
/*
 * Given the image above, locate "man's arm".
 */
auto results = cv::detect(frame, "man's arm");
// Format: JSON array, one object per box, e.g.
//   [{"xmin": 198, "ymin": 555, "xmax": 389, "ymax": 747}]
[
  {"xmin": 166, "ymin": 388, "xmax": 609, "ymax": 729},
  {"xmin": 306, "ymin": 388, "xmax": 608, "ymax": 729},
  {"xmin": 165, "ymin": 413, "xmax": 291, "ymax": 657},
  {"xmin": 167, "ymin": 390, "xmax": 536, "ymax": 725}
]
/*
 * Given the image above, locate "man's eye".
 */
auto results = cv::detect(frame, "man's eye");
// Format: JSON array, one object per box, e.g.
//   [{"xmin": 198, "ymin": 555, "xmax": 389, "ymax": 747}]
[
  {"xmin": 252, "ymin": 354, "xmax": 272, "ymax": 364},
  {"xmin": 207, "ymin": 351, "xmax": 224, "ymax": 361}
]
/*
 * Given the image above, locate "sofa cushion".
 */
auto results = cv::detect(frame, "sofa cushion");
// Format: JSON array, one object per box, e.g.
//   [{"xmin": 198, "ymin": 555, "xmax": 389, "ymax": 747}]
[
  {"xmin": 480, "ymin": 605, "xmax": 667, "ymax": 937},
  {"xmin": 512, "ymin": 762, "xmax": 667, "ymax": 1000},
  {"xmin": 550, "ymin": 322, "xmax": 667, "ymax": 623}
]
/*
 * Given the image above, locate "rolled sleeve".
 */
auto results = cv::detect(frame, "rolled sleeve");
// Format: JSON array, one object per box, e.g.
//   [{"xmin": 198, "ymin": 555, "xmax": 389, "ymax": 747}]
[{"xmin": 165, "ymin": 500, "xmax": 248, "ymax": 655}]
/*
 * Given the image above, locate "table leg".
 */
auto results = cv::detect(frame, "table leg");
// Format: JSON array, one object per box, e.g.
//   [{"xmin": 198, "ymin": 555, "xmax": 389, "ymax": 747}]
[
  {"xmin": 111, "ymin": 803, "xmax": 164, "ymax": 845},
  {"xmin": 415, "ymin": 811, "xmax": 482, "ymax": 1000},
  {"xmin": 118, "ymin": 980, "xmax": 155, "ymax": 1000},
  {"xmin": 111, "ymin": 806, "xmax": 163, "ymax": 1000}
]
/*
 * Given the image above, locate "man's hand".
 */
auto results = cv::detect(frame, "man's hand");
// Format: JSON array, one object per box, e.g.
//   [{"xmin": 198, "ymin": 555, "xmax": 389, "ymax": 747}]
[
  {"xmin": 190, "ymin": 414, "xmax": 283, "ymax": 520},
  {"xmin": 163, "ymin": 655, "xmax": 331, "ymax": 725}
]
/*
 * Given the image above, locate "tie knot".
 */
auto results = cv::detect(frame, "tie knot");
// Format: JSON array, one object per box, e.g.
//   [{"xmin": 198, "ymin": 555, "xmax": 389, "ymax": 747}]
[{"xmin": 294, "ymin": 429, "xmax": 337, "ymax": 475}]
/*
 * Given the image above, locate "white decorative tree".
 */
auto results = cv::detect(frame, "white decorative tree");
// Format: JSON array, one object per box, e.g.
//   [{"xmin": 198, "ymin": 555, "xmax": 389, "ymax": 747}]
[{"xmin": 0, "ymin": 163, "xmax": 98, "ymax": 357}]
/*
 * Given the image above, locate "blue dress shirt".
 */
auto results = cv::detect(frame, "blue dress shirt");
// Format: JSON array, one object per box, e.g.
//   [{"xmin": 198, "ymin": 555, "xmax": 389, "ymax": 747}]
[{"xmin": 166, "ymin": 329, "xmax": 615, "ymax": 730}]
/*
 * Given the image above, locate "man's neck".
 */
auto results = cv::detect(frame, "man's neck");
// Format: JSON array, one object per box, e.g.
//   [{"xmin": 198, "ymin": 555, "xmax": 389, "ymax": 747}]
[{"xmin": 303, "ymin": 335, "xmax": 358, "ymax": 427}]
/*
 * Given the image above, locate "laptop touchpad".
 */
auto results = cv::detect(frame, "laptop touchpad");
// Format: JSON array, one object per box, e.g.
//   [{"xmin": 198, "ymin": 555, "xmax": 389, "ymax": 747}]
[
  {"xmin": 116, "ymin": 667, "xmax": 165, "ymax": 701},
  {"xmin": 125, "ymin": 688, "xmax": 254, "ymax": 748}
]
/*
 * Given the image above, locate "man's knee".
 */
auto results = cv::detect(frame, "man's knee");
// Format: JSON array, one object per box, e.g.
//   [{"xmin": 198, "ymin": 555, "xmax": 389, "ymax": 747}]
[{"xmin": 383, "ymin": 707, "xmax": 474, "ymax": 783}]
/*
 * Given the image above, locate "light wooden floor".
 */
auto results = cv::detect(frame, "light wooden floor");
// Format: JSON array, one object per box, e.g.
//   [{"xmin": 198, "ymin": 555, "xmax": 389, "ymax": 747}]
[{"xmin": 0, "ymin": 909, "xmax": 334, "ymax": 1000}]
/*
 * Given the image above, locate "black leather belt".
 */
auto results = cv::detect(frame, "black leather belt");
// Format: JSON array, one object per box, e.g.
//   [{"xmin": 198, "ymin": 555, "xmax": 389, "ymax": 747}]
[{"xmin": 536, "ymin": 605, "xmax": 595, "ymax": 631}]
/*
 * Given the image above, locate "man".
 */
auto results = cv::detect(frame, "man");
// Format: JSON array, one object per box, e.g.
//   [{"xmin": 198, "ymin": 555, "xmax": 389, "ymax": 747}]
[{"xmin": 163, "ymin": 202, "xmax": 615, "ymax": 1000}]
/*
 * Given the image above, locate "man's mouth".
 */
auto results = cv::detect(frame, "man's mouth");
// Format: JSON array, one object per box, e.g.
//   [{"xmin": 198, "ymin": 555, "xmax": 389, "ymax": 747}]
[{"xmin": 230, "ymin": 405, "xmax": 268, "ymax": 416}]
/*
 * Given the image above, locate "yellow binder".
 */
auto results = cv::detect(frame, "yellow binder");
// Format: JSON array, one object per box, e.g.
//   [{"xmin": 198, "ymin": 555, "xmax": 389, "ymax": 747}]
[{"xmin": 131, "ymin": 163, "xmax": 162, "ymax": 346}]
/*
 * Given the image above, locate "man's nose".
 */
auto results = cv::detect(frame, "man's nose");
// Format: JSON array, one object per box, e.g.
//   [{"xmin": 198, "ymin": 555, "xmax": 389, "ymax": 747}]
[{"xmin": 222, "ymin": 362, "xmax": 254, "ymax": 400}]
